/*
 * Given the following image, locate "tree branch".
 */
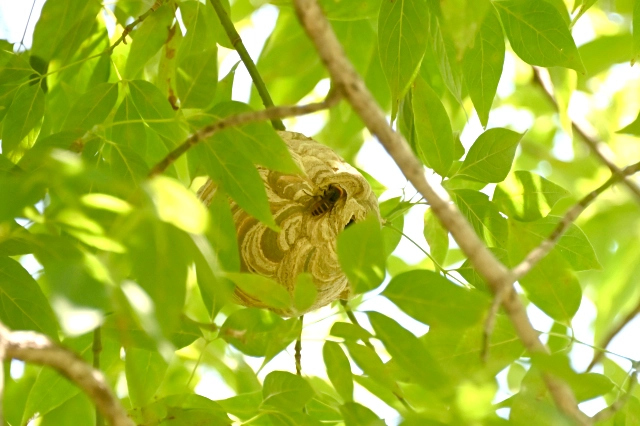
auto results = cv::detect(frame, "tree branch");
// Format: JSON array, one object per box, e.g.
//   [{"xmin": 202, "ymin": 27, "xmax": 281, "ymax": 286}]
[
  {"xmin": 208, "ymin": 0, "xmax": 285, "ymax": 131},
  {"xmin": 292, "ymin": 1, "xmax": 589, "ymax": 423},
  {"xmin": 0, "ymin": 323, "xmax": 132, "ymax": 426},
  {"xmin": 107, "ymin": 0, "xmax": 162, "ymax": 54},
  {"xmin": 148, "ymin": 90, "xmax": 341, "ymax": 176},
  {"xmin": 531, "ymin": 67, "xmax": 640, "ymax": 203}
]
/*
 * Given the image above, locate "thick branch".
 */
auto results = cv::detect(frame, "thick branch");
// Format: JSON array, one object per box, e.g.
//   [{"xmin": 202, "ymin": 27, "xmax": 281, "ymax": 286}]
[
  {"xmin": 208, "ymin": 0, "xmax": 285, "ymax": 130},
  {"xmin": 148, "ymin": 90, "xmax": 341, "ymax": 176},
  {"xmin": 0, "ymin": 324, "xmax": 132, "ymax": 426},
  {"xmin": 292, "ymin": 1, "xmax": 588, "ymax": 423},
  {"xmin": 532, "ymin": 67, "xmax": 640, "ymax": 202}
]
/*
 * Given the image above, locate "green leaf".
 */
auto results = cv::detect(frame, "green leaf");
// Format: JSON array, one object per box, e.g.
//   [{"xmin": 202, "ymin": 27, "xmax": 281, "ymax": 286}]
[
  {"xmin": 378, "ymin": 0, "xmax": 428, "ymax": 117},
  {"xmin": 412, "ymin": 77, "xmax": 454, "ymax": 176},
  {"xmin": 323, "ymin": 342, "xmax": 353, "ymax": 402},
  {"xmin": 337, "ymin": 213, "xmax": 386, "ymax": 294},
  {"xmin": 343, "ymin": 342, "xmax": 398, "ymax": 392},
  {"xmin": 0, "ymin": 50, "xmax": 33, "ymax": 83},
  {"xmin": 457, "ymin": 128, "xmax": 523, "ymax": 183},
  {"xmin": 226, "ymin": 272, "xmax": 291, "ymax": 310},
  {"xmin": 145, "ymin": 176, "xmax": 209, "ymax": 234},
  {"xmin": 205, "ymin": 187, "xmax": 240, "ymax": 272},
  {"xmin": 320, "ymin": 0, "xmax": 383, "ymax": 20},
  {"xmin": 208, "ymin": 102, "xmax": 299, "ymax": 174},
  {"xmin": 494, "ymin": 0, "xmax": 585, "ymax": 73},
  {"xmin": 367, "ymin": 311, "xmax": 449, "ymax": 392},
  {"xmin": 154, "ymin": 394, "xmax": 231, "ymax": 424},
  {"xmin": 511, "ymin": 216, "xmax": 601, "ymax": 271},
  {"xmin": 618, "ymin": 109, "xmax": 640, "ymax": 135},
  {"xmin": 493, "ymin": 171, "xmax": 569, "ymax": 222},
  {"xmin": 220, "ymin": 308, "xmax": 286, "ymax": 357},
  {"xmin": 125, "ymin": 347, "xmax": 168, "ymax": 407},
  {"xmin": 548, "ymin": 67, "xmax": 576, "ymax": 137},
  {"xmin": 196, "ymin": 139, "xmax": 276, "ymax": 229},
  {"xmin": 110, "ymin": 96, "xmax": 147, "ymax": 159},
  {"xmin": 457, "ymin": 247, "xmax": 509, "ymax": 293},
  {"xmin": 462, "ymin": 8, "xmax": 505, "ymax": 128},
  {"xmin": 262, "ymin": 371, "xmax": 315, "ymax": 411},
  {"xmin": 0, "ymin": 257, "xmax": 59, "ymax": 339},
  {"xmin": 128, "ymin": 79, "xmax": 187, "ymax": 144},
  {"xmin": 426, "ymin": 9, "xmax": 464, "ymax": 102},
  {"xmin": 125, "ymin": 3, "xmax": 174, "ymax": 78},
  {"xmin": 340, "ymin": 402, "xmax": 385, "ymax": 426},
  {"xmin": 579, "ymin": 34, "xmax": 633, "ymax": 80},
  {"xmin": 126, "ymin": 219, "xmax": 191, "ymax": 336},
  {"xmin": 440, "ymin": 0, "xmax": 491, "ymax": 56},
  {"xmin": 453, "ymin": 189, "xmax": 508, "ymax": 248},
  {"xmin": 508, "ymin": 219, "xmax": 582, "ymax": 322},
  {"xmin": 177, "ymin": 48, "xmax": 218, "ymax": 109},
  {"xmin": 634, "ymin": 0, "xmax": 640, "ymax": 65},
  {"xmin": 383, "ymin": 269, "xmax": 490, "ymax": 328},
  {"xmin": 424, "ymin": 207, "xmax": 449, "ymax": 265},
  {"xmin": 294, "ymin": 273, "xmax": 318, "ymax": 313},
  {"xmin": 329, "ymin": 322, "xmax": 373, "ymax": 342},
  {"xmin": 423, "ymin": 314, "xmax": 525, "ymax": 379},
  {"xmin": 62, "ymin": 82, "xmax": 118, "ymax": 132},
  {"xmin": 31, "ymin": 0, "xmax": 101, "ymax": 61},
  {"xmin": 107, "ymin": 143, "xmax": 149, "ymax": 185},
  {"xmin": 2, "ymin": 83, "xmax": 45, "ymax": 153}
]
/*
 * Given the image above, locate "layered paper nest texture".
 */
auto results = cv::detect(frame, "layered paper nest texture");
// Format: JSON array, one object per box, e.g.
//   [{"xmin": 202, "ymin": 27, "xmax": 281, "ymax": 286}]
[{"xmin": 199, "ymin": 131, "xmax": 379, "ymax": 316}]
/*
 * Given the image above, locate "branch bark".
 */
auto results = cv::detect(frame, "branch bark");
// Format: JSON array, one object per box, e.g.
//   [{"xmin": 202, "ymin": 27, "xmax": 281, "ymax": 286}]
[
  {"xmin": 148, "ymin": 90, "xmax": 341, "ymax": 176},
  {"xmin": 292, "ymin": 1, "xmax": 589, "ymax": 424},
  {"xmin": 0, "ymin": 323, "xmax": 132, "ymax": 426}
]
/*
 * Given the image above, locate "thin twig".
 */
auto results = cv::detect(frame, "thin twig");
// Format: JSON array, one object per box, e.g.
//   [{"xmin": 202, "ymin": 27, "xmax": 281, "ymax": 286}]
[
  {"xmin": 93, "ymin": 327, "xmax": 104, "ymax": 426},
  {"xmin": 295, "ymin": 316, "xmax": 303, "ymax": 376},
  {"xmin": 592, "ymin": 365, "xmax": 639, "ymax": 422},
  {"xmin": 588, "ymin": 298, "xmax": 640, "ymax": 371},
  {"xmin": 107, "ymin": 0, "xmax": 162, "ymax": 54},
  {"xmin": 208, "ymin": 0, "xmax": 285, "ymax": 131},
  {"xmin": 0, "ymin": 323, "xmax": 132, "ymax": 426},
  {"xmin": 292, "ymin": 1, "xmax": 589, "ymax": 423},
  {"xmin": 19, "ymin": 0, "xmax": 37, "ymax": 50},
  {"xmin": 148, "ymin": 89, "xmax": 341, "ymax": 176},
  {"xmin": 532, "ymin": 67, "xmax": 640, "ymax": 202}
]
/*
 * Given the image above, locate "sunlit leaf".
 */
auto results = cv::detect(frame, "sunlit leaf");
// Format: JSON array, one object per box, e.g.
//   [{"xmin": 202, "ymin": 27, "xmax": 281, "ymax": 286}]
[
  {"xmin": 323, "ymin": 342, "xmax": 353, "ymax": 402},
  {"xmin": 383, "ymin": 269, "xmax": 490, "ymax": 328},
  {"xmin": 458, "ymin": 128, "xmax": 523, "ymax": 183},
  {"xmin": 341, "ymin": 402, "xmax": 385, "ymax": 426},
  {"xmin": 294, "ymin": 273, "xmax": 318, "ymax": 313},
  {"xmin": 378, "ymin": 0, "xmax": 428, "ymax": 118},
  {"xmin": 337, "ymin": 213, "xmax": 386, "ymax": 294},
  {"xmin": 462, "ymin": 8, "xmax": 504, "ymax": 128},
  {"xmin": 412, "ymin": 77, "xmax": 454, "ymax": 176},
  {"xmin": 440, "ymin": 0, "xmax": 490, "ymax": 56},
  {"xmin": 220, "ymin": 308, "xmax": 286, "ymax": 357},
  {"xmin": 453, "ymin": 189, "xmax": 508, "ymax": 248},
  {"xmin": 145, "ymin": 175, "xmax": 209, "ymax": 234},
  {"xmin": 423, "ymin": 207, "xmax": 448, "ymax": 265},
  {"xmin": 367, "ymin": 312, "xmax": 450, "ymax": 392},
  {"xmin": 494, "ymin": 0, "xmax": 585, "ymax": 73},
  {"xmin": 493, "ymin": 171, "xmax": 569, "ymax": 222},
  {"xmin": 226, "ymin": 272, "xmax": 291, "ymax": 310},
  {"xmin": 125, "ymin": 3, "xmax": 174, "ymax": 78},
  {"xmin": 262, "ymin": 371, "xmax": 314, "ymax": 411}
]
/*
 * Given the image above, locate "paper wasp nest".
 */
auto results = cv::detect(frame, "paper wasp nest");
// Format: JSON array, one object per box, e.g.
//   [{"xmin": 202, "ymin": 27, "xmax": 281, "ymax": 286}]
[{"xmin": 198, "ymin": 131, "xmax": 379, "ymax": 316}]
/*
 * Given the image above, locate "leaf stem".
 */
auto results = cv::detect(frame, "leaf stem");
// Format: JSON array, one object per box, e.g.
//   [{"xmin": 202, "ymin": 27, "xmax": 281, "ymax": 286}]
[
  {"xmin": 208, "ymin": 0, "xmax": 285, "ymax": 130},
  {"xmin": 92, "ymin": 327, "xmax": 103, "ymax": 426}
]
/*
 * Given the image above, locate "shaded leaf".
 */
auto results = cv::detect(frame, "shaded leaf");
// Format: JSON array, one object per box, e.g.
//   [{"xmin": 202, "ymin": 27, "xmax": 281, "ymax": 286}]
[
  {"xmin": 220, "ymin": 309, "xmax": 288, "ymax": 357},
  {"xmin": 341, "ymin": 402, "xmax": 385, "ymax": 426},
  {"xmin": 125, "ymin": 347, "xmax": 169, "ymax": 407},
  {"xmin": 262, "ymin": 371, "xmax": 314, "ymax": 411},
  {"xmin": 337, "ymin": 214, "xmax": 386, "ymax": 294},
  {"xmin": 62, "ymin": 82, "xmax": 118, "ymax": 132},
  {"xmin": 294, "ymin": 273, "xmax": 318, "ymax": 313},
  {"xmin": 2, "ymin": 83, "xmax": 45, "ymax": 153},
  {"xmin": 424, "ymin": 207, "xmax": 448, "ymax": 265},
  {"xmin": 226, "ymin": 272, "xmax": 291, "ymax": 311},
  {"xmin": 125, "ymin": 3, "xmax": 174, "ymax": 78},
  {"xmin": 453, "ymin": 189, "xmax": 508, "ymax": 248}
]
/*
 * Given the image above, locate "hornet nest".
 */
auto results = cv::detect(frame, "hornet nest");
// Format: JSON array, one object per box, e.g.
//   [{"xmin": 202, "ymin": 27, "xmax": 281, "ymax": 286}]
[{"xmin": 198, "ymin": 131, "xmax": 380, "ymax": 317}]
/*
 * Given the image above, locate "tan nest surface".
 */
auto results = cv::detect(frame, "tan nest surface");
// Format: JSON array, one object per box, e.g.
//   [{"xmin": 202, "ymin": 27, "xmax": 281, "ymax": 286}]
[{"xmin": 198, "ymin": 131, "xmax": 379, "ymax": 316}]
